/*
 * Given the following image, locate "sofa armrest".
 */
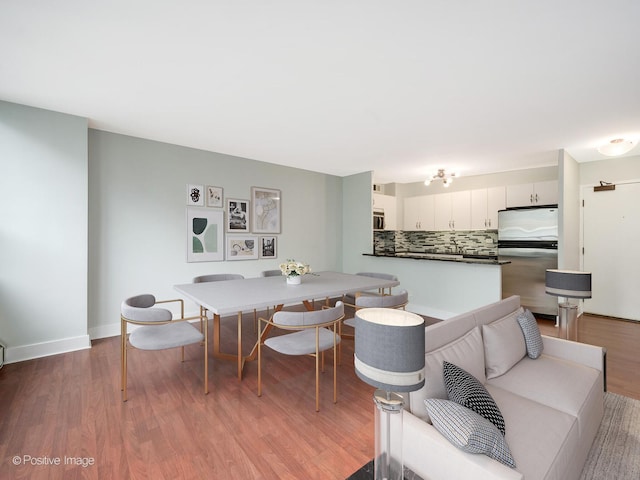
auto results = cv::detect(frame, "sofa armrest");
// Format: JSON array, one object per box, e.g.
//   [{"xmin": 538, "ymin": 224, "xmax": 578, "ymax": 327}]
[
  {"xmin": 541, "ymin": 335, "xmax": 604, "ymax": 371},
  {"xmin": 403, "ymin": 411, "xmax": 524, "ymax": 480}
]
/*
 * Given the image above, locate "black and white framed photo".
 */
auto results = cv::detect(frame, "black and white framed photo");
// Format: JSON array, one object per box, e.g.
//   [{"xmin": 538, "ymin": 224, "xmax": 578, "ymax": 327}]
[
  {"xmin": 226, "ymin": 235, "xmax": 258, "ymax": 260},
  {"xmin": 186, "ymin": 208, "xmax": 224, "ymax": 262},
  {"xmin": 259, "ymin": 236, "xmax": 277, "ymax": 259},
  {"xmin": 206, "ymin": 185, "xmax": 223, "ymax": 208},
  {"xmin": 251, "ymin": 187, "xmax": 281, "ymax": 233},
  {"xmin": 187, "ymin": 184, "xmax": 205, "ymax": 206},
  {"xmin": 226, "ymin": 198, "xmax": 250, "ymax": 232}
]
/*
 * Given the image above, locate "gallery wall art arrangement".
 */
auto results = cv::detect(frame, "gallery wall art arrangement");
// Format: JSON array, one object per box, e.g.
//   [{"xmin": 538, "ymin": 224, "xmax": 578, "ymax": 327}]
[{"xmin": 186, "ymin": 184, "xmax": 281, "ymax": 263}]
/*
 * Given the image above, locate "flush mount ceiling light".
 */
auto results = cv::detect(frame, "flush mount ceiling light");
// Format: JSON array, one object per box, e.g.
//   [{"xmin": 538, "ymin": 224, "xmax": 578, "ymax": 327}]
[
  {"xmin": 425, "ymin": 168, "xmax": 456, "ymax": 187},
  {"xmin": 597, "ymin": 138, "xmax": 636, "ymax": 156}
]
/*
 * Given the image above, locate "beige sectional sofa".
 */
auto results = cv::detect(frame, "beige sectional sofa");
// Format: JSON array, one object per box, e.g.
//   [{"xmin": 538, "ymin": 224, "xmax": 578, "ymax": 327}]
[{"xmin": 403, "ymin": 295, "xmax": 605, "ymax": 480}]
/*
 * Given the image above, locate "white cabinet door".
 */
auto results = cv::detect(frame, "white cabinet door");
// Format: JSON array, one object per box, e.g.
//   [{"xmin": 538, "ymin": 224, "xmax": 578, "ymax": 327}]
[
  {"xmin": 506, "ymin": 184, "xmax": 534, "ymax": 207},
  {"xmin": 434, "ymin": 193, "xmax": 451, "ymax": 230},
  {"xmin": 534, "ymin": 180, "xmax": 558, "ymax": 205},
  {"xmin": 403, "ymin": 196, "xmax": 434, "ymax": 230},
  {"xmin": 451, "ymin": 190, "xmax": 471, "ymax": 230},
  {"xmin": 486, "ymin": 186, "xmax": 506, "ymax": 228},
  {"xmin": 506, "ymin": 181, "xmax": 557, "ymax": 208},
  {"xmin": 472, "ymin": 187, "xmax": 505, "ymax": 229},
  {"xmin": 471, "ymin": 189, "xmax": 489, "ymax": 229},
  {"xmin": 435, "ymin": 191, "xmax": 470, "ymax": 230}
]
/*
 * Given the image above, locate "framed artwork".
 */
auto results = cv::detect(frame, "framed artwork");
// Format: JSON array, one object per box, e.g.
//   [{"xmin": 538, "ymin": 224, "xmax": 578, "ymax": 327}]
[
  {"xmin": 206, "ymin": 185, "xmax": 223, "ymax": 208},
  {"xmin": 259, "ymin": 236, "xmax": 277, "ymax": 259},
  {"xmin": 186, "ymin": 208, "xmax": 224, "ymax": 262},
  {"xmin": 251, "ymin": 187, "xmax": 281, "ymax": 233},
  {"xmin": 226, "ymin": 198, "xmax": 250, "ymax": 232},
  {"xmin": 187, "ymin": 184, "xmax": 204, "ymax": 206},
  {"xmin": 226, "ymin": 235, "xmax": 258, "ymax": 260}
]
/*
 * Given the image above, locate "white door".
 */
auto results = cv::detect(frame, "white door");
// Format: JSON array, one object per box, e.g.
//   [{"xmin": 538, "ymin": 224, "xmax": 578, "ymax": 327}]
[{"xmin": 582, "ymin": 182, "xmax": 640, "ymax": 321}]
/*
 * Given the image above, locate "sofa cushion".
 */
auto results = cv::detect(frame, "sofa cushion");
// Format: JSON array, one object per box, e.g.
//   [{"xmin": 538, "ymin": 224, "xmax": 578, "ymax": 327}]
[
  {"xmin": 482, "ymin": 309, "xmax": 526, "ymax": 379},
  {"xmin": 424, "ymin": 398, "xmax": 516, "ymax": 468},
  {"xmin": 444, "ymin": 361, "xmax": 506, "ymax": 435},
  {"xmin": 410, "ymin": 326, "xmax": 486, "ymax": 420},
  {"xmin": 516, "ymin": 309, "xmax": 544, "ymax": 359},
  {"xmin": 486, "ymin": 354, "xmax": 601, "ymax": 423},
  {"xmin": 486, "ymin": 385, "xmax": 580, "ymax": 480}
]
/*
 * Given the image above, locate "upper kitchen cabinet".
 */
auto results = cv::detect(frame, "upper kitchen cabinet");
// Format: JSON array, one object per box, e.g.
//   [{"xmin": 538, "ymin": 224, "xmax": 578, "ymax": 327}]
[
  {"xmin": 471, "ymin": 186, "xmax": 506, "ymax": 229},
  {"xmin": 403, "ymin": 195, "xmax": 435, "ymax": 230},
  {"xmin": 506, "ymin": 180, "xmax": 558, "ymax": 208},
  {"xmin": 373, "ymin": 193, "xmax": 398, "ymax": 230},
  {"xmin": 434, "ymin": 191, "xmax": 471, "ymax": 231}
]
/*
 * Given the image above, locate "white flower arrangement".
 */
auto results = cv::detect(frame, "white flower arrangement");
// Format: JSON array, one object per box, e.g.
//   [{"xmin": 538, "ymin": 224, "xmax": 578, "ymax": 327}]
[{"xmin": 279, "ymin": 259, "xmax": 311, "ymax": 278}]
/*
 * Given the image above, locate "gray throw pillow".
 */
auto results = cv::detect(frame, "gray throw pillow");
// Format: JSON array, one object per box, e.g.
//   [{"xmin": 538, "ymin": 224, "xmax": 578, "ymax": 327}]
[
  {"xmin": 424, "ymin": 398, "xmax": 516, "ymax": 468},
  {"xmin": 516, "ymin": 309, "xmax": 544, "ymax": 359},
  {"xmin": 443, "ymin": 361, "xmax": 506, "ymax": 435}
]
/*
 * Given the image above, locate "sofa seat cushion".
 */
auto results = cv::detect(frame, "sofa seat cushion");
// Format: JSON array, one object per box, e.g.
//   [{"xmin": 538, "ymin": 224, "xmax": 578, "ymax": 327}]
[
  {"xmin": 486, "ymin": 355, "xmax": 601, "ymax": 421},
  {"xmin": 486, "ymin": 385, "xmax": 580, "ymax": 480}
]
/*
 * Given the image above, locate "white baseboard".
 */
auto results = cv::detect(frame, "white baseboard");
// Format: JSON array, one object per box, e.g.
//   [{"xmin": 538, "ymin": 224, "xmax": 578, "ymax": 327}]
[
  {"xmin": 89, "ymin": 322, "xmax": 121, "ymax": 340},
  {"xmin": 5, "ymin": 334, "xmax": 91, "ymax": 364}
]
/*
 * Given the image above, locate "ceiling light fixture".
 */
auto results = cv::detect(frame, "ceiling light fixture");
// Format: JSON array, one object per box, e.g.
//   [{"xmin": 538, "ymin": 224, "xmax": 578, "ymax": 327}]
[
  {"xmin": 425, "ymin": 168, "xmax": 456, "ymax": 187},
  {"xmin": 597, "ymin": 138, "xmax": 636, "ymax": 157}
]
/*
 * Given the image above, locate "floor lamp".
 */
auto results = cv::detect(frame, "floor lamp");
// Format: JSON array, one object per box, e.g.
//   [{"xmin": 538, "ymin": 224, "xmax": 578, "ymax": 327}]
[
  {"xmin": 354, "ymin": 308, "xmax": 425, "ymax": 480},
  {"xmin": 545, "ymin": 269, "xmax": 592, "ymax": 341}
]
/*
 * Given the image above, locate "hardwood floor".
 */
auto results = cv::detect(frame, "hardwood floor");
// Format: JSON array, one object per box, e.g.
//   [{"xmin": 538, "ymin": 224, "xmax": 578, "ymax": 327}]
[{"xmin": 0, "ymin": 308, "xmax": 638, "ymax": 479}]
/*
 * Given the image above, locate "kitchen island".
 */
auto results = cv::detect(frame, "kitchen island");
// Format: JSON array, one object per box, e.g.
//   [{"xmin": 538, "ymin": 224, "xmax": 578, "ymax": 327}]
[{"xmin": 360, "ymin": 251, "xmax": 509, "ymax": 319}]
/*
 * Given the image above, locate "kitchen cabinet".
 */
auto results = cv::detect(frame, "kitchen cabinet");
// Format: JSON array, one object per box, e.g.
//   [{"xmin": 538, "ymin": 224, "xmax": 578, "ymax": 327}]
[
  {"xmin": 471, "ymin": 186, "xmax": 506, "ymax": 229},
  {"xmin": 373, "ymin": 193, "xmax": 397, "ymax": 230},
  {"xmin": 403, "ymin": 195, "xmax": 434, "ymax": 230},
  {"xmin": 434, "ymin": 191, "xmax": 471, "ymax": 230},
  {"xmin": 506, "ymin": 181, "xmax": 558, "ymax": 208}
]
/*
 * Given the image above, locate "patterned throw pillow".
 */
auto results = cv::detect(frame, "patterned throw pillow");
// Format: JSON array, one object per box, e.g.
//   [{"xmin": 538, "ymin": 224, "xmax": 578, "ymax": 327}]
[
  {"xmin": 517, "ymin": 309, "xmax": 544, "ymax": 359},
  {"xmin": 443, "ymin": 361, "xmax": 506, "ymax": 435},
  {"xmin": 424, "ymin": 398, "xmax": 516, "ymax": 468}
]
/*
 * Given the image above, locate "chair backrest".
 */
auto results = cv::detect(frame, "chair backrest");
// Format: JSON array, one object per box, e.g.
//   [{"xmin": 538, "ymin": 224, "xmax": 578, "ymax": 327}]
[
  {"xmin": 193, "ymin": 273, "xmax": 244, "ymax": 283},
  {"xmin": 260, "ymin": 270, "xmax": 282, "ymax": 277},
  {"xmin": 272, "ymin": 301, "xmax": 344, "ymax": 327},
  {"xmin": 356, "ymin": 272, "xmax": 398, "ymax": 282},
  {"xmin": 355, "ymin": 289, "xmax": 408, "ymax": 309},
  {"xmin": 121, "ymin": 294, "xmax": 172, "ymax": 322}
]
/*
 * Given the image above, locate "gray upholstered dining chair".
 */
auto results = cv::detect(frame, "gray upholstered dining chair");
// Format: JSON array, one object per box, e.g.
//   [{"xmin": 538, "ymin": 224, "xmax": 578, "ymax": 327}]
[
  {"xmin": 260, "ymin": 269, "xmax": 282, "ymax": 277},
  {"xmin": 120, "ymin": 294, "xmax": 207, "ymax": 401},
  {"xmin": 257, "ymin": 301, "xmax": 345, "ymax": 411},
  {"xmin": 342, "ymin": 272, "xmax": 399, "ymax": 306}
]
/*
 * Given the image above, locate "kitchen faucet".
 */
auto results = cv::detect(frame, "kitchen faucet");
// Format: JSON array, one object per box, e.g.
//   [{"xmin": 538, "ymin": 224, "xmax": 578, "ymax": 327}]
[{"xmin": 451, "ymin": 239, "xmax": 459, "ymax": 254}]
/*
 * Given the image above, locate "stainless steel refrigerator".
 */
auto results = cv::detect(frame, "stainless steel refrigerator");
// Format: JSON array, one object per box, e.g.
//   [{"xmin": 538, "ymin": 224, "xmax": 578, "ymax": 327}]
[{"xmin": 498, "ymin": 206, "xmax": 558, "ymax": 317}]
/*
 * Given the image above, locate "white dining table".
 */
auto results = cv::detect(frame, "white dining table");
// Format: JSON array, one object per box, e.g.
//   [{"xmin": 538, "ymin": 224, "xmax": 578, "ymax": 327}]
[{"xmin": 174, "ymin": 271, "xmax": 400, "ymax": 379}]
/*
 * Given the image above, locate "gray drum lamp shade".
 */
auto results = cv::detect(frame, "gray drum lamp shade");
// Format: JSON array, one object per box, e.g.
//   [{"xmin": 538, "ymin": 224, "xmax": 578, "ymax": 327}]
[
  {"xmin": 545, "ymin": 269, "xmax": 592, "ymax": 299},
  {"xmin": 354, "ymin": 308, "xmax": 425, "ymax": 392}
]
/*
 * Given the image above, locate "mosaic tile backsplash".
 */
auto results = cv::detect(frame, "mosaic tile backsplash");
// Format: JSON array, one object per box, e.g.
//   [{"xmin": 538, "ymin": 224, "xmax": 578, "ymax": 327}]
[{"xmin": 374, "ymin": 230, "xmax": 498, "ymax": 256}]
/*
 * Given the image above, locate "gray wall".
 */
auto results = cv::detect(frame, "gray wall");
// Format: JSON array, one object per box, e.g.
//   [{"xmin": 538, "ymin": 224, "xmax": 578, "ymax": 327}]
[
  {"xmin": 1, "ymin": 100, "xmax": 345, "ymax": 361},
  {"xmin": 0, "ymin": 101, "xmax": 90, "ymax": 361},
  {"xmin": 88, "ymin": 130, "xmax": 344, "ymax": 337}
]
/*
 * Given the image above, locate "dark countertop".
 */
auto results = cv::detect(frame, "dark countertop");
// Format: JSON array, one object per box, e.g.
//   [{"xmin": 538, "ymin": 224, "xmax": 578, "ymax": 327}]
[{"xmin": 364, "ymin": 252, "xmax": 510, "ymax": 265}]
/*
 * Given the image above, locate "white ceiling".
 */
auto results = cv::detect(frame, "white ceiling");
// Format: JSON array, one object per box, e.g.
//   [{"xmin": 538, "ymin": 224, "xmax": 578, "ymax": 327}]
[{"xmin": 1, "ymin": 1, "xmax": 639, "ymax": 184}]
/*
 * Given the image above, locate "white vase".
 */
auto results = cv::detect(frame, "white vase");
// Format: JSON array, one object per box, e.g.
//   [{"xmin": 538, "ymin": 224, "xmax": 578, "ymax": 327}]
[{"xmin": 286, "ymin": 275, "xmax": 301, "ymax": 285}]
